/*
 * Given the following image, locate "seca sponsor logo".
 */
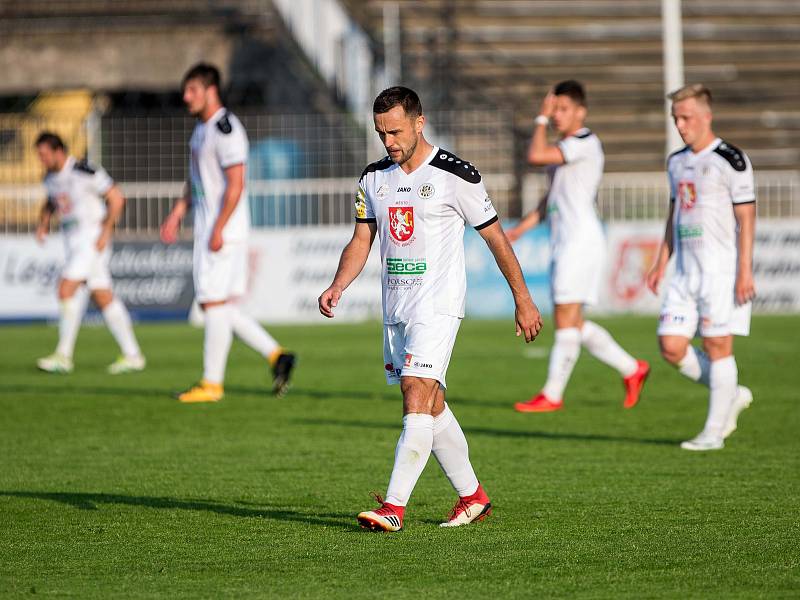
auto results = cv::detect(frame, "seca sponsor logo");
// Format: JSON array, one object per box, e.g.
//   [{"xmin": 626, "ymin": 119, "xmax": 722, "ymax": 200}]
[
  {"xmin": 396, "ymin": 186, "xmax": 412, "ymax": 193},
  {"xmin": 413, "ymin": 361, "xmax": 432, "ymax": 369},
  {"xmin": 387, "ymin": 257, "xmax": 426, "ymax": 275}
]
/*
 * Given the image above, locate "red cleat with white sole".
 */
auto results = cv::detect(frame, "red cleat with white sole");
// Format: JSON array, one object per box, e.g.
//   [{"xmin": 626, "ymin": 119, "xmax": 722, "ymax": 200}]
[
  {"xmin": 623, "ymin": 360, "xmax": 650, "ymax": 409},
  {"xmin": 357, "ymin": 494, "xmax": 404, "ymax": 532},
  {"xmin": 514, "ymin": 392, "xmax": 563, "ymax": 413},
  {"xmin": 440, "ymin": 484, "xmax": 492, "ymax": 528}
]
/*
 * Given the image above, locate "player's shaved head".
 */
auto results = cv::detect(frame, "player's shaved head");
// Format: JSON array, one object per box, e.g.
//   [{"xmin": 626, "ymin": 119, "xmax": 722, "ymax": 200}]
[
  {"xmin": 373, "ymin": 87, "xmax": 423, "ymax": 119},
  {"xmin": 668, "ymin": 83, "xmax": 713, "ymax": 111}
]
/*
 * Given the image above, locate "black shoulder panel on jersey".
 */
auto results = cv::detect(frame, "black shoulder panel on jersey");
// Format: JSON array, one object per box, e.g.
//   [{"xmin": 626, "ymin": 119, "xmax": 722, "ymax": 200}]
[
  {"xmin": 575, "ymin": 130, "xmax": 592, "ymax": 139},
  {"xmin": 359, "ymin": 156, "xmax": 393, "ymax": 180},
  {"xmin": 429, "ymin": 148, "xmax": 482, "ymax": 184},
  {"xmin": 216, "ymin": 112, "xmax": 233, "ymax": 135},
  {"xmin": 73, "ymin": 160, "xmax": 96, "ymax": 175},
  {"xmin": 714, "ymin": 141, "xmax": 747, "ymax": 172},
  {"xmin": 666, "ymin": 145, "xmax": 690, "ymax": 166}
]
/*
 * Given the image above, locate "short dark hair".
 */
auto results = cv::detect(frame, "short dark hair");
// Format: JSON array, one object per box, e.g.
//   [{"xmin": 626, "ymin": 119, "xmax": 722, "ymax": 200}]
[
  {"xmin": 182, "ymin": 63, "xmax": 221, "ymax": 91},
  {"xmin": 553, "ymin": 80, "xmax": 586, "ymax": 107},
  {"xmin": 373, "ymin": 86, "xmax": 423, "ymax": 118},
  {"xmin": 34, "ymin": 132, "xmax": 66, "ymax": 151}
]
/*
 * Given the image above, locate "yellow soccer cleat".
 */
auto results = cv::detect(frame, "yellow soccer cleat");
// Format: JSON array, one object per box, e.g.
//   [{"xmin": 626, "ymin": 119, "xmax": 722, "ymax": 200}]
[{"xmin": 176, "ymin": 380, "xmax": 224, "ymax": 403}]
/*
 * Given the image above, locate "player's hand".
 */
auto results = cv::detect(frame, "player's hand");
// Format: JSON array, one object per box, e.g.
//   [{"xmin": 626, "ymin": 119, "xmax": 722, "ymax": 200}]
[
  {"xmin": 539, "ymin": 92, "xmax": 556, "ymax": 119},
  {"xmin": 35, "ymin": 226, "xmax": 48, "ymax": 245},
  {"xmin": 209, "ymin": 226, "xmax": 224, "ymax": 252},
  {"xmin": 515, "ymin": 297, "xmax": 543, "ymax": 343},
  {"xmin": 160, "ymin": 215, "xmax": 180, "ymax": 245},
  {"xmin": 318, "ymin": 286, "xmax": 342, "ymax": 318},
  {"xmin": 95, "ymin": 229, "xmax": 111, "ymax": 251},
  {"xmin": 505, "ymin": 226, "xmax": 523, "ymax": 243},
  {"xmin": 646, "ymin": 264, "xmax": 664, "ymax": 295},
  {"xmin": 735, "ymin": 270, "xmax": 755, "ymax": 305}
]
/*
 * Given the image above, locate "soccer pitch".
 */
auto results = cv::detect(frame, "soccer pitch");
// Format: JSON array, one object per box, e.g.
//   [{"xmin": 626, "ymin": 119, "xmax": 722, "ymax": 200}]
[{"xmin": 1, "ymin": 316, "xmax": 797, "ymax": 598}]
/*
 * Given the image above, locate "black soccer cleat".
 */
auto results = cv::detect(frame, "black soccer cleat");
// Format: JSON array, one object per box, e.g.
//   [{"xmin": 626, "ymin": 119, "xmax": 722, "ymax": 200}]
[{"xmin": 272, "ymin": 352, "xmax": 296, "ymax": 397}]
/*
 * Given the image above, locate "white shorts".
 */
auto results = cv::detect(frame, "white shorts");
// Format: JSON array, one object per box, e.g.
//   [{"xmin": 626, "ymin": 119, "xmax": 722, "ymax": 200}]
[
  {"xmin": 62, "ymin": 240, "xmax": 112, "ymax": 290},
  {"xmin": 550, "ymin": 244, "xmax": 604, "ymax": 306},
  {"xmin": 383, "ymin": 315, "xmax": 461, "ymax": 389},
  {"xmin": 194, "ymin": 240, "xmax": 248, "ymax": 304},
  {"xmin": 658, "ymin": 273, "xmax": 751, "ymax": 338}
]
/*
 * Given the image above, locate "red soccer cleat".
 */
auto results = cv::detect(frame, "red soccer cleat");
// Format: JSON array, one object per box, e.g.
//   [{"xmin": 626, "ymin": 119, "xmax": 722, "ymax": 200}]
[
  {"xmin": 623, "ymin": 360, "xmax": 650, "ymax": 409},
  {"xmin": 440, "ymin": 484, "xmax": 492, "ymax": 528},
  {"xmin": 514, "ymin": 392, "xmax": 563, "ymax": 413},
  {"xmin": 357, "ymin": 494, "xmax": 404, "ymax": 532}
]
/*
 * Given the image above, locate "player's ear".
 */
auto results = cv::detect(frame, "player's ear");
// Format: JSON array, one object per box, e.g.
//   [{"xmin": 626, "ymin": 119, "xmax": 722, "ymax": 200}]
[
  {"xmin": 415, "ymin": 114, "xmax": 425, "ymax": 134},
  {"xmin": 576, "ymin": 104, "xmax": 587, "ymax": 121}
]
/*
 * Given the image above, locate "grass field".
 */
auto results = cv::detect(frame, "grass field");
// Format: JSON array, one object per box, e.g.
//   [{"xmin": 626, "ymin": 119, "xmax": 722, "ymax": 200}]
[{"xmin": 1, "ymin": 316, "xmax": 798, "ymax": 598}]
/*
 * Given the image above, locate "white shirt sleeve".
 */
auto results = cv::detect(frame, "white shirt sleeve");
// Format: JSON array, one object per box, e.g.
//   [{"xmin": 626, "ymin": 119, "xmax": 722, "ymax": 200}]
[
  {"xmin": 216, "ymin": 123, "xmax": 249, "ymax": 169},
  {"xmin": 557, "ymin": 135, "xmax": 592, "ymax": 164},
  {"xmin": 354, "ymin": 177, "xmax": 375, "ymax": 221},
  {"xmin": 455, "ymin": 177, "xmax": 498, "ymax": 229},
  {"xmin": 92, "ymin": 167, "xmax": 114, "ymax": 196},
  {"xmin": 728, "ymin": 154, "xmax": 756, "ymax": 204}
]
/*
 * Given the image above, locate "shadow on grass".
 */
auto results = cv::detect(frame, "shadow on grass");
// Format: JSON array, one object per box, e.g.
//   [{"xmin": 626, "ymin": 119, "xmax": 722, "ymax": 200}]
[
  {"xmin": 0, "ymin": 491, "xmax": 358, "ymax": 530},
  {"xmin": 294, "ymin": 417, "xmax": 681, "ymax": 446}
]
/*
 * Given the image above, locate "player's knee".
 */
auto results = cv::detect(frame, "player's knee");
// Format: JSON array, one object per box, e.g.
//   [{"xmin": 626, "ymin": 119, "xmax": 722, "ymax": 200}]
[
  {"xmin": 401, "ymin": 377, "xmax": 436, "ymax": 414},
  {"xmin": 658, "ymin": 338, "xmax": 686, "ymax": 365}
]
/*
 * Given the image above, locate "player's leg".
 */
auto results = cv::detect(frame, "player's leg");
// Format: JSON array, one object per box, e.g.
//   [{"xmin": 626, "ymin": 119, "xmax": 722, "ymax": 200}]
[
  {"xmin": 229, "ymin": 307, "xmax": 295, "ymax": 396},
  {"xmin": 515, "ymin": 302, "xmax": 581, "ymax": 412},
  {"xmin": 38, "ymin": 278, "xmax": 85, "ymax": 373},
  {"xmin": 657, "ymin": 275, "xmax": 710, "ymax": 384}
]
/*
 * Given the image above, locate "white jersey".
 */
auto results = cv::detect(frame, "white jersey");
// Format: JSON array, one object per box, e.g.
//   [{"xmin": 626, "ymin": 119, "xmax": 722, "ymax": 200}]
[
  {"xmin": 355, "ymin": 146, "xmax": 498, "ymax": 324},
  {"xmin": 667, "ymin": 138, "xmax": 755, "ymax": 277},
  {"xmin": 189, "ymin": 107, "xmax": 250, "ymax": 243},
  {"xmin": 43, "ymin": 155, "xmax": 113, "ymax": 247},
  {"xmin": 547, "ymin": 127, "xmax": 605, "ymax": 251}
]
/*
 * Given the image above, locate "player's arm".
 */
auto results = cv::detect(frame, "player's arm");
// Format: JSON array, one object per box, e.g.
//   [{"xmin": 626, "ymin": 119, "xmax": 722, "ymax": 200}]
[
  {"xmin": 161, "ymin": 182, "xmax": 191, "ymax": 244},
  {"xmin": 318, "ymin": 221, "xmax": 377, "ymax": 318},
  {"xmin": 36, "ymin": 198, "xmax": 55, "ymax": 244},
  {"xmin": 733, "ymin": 201, "xmax": 756, "ymax": 305},
  {"xmin": 208, "ymin": 163, "xmax": 245, "ymax": 252},
  {"xmin": 527, "ymin": 92, "xmax": 565, "ymax": 166},
  {"xmin": 505, "ymin": 193, "xmax": 547, "ymax": 242},
  {"xmin": 96, "ymin": 185, "xmax": 125, "ymax": 251},
  {"xmin": 478, "ymin": 220, "xmax": 543, "ymax": 342},
  {"xmin": 646, "ymin": 201, "xmax": 675, "ymax": 295}
]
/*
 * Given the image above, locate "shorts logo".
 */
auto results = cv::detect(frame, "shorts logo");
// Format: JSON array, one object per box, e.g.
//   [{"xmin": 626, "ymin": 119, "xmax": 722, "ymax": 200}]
[
  {"xmin": 389, "ymin": 207, "xmax": 414, "ymax": 242},
  {"xmin": 417, "ymin": 183, "xmax": 435, "ymax": 199},
  {"xmin": 660, "ymin": 313, "xmax": 686, "ymax": 324},
  {"xmin": 678, "ymin": 181, "xmax": 697, "ymax": 210},
  {"xmin": 387, "ymin": 258, "xmax": 426, "ymax": 275},
  {"xmin": 404, "ymin": 353, "xmax": 413, "ymax": 367},
  {"xmin": 413, "ymin": 361, "xmax": 432, "ymax": 369}
]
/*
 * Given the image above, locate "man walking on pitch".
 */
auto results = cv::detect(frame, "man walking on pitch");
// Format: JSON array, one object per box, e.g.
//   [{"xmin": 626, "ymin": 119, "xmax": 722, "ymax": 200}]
[
  {"xmin": 318, "ymin": 87, "xmax": 543, "ymax": 532},
  {"xmin": 506, "ymin": 80, "xmax": 649, "ymax": 413},
  {"xmin": 161, "ymin": 63, "xmax": 295, "ymax": 402},
  {"xmin": 647, "ymin": 84, "xmax": 755, "ymax": 451},
  {"xmin": 34, "ymin": 132, "xmax": 145, "ymax": 374}
]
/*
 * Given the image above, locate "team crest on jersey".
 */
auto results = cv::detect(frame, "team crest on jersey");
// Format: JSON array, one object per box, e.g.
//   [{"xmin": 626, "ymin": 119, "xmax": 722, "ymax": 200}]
[
  {"xmin": 389, "ymin": 206, "xmax": 414, "ymax": 242},
  {"xmin": 677, "ymin": 181, "xmax": 697, "ymax": 210},
  {"xmin": 417, "ymin": 183, "xmax": 435, "ymax": 199}
]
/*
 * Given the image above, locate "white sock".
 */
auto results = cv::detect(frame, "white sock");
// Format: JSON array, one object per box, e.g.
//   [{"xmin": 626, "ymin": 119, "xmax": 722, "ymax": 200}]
[
  {"xmin": 678, "ymin": 346, "xmax": 711, "ymax": 387},
  {"xmin": 385, "ymin": 413, "xmax": 434, "ymax": 507},
  {"xmin": 230, "ymin": 306, "xmax": 279, "ymax": 358},
  {"xmin": 102, "ymin": 299, "xmax": 141, "ymax": 358},
  {"xmin": 55, "ymin": 296, "xmax": 84, "ymax": 358},
  {"xmin": 203, "ymin": 304, "xmax": 233, "ymax": 385},
  {"xmin": 703, "ymin": 356, "xmax": 738, "ymax": 437},
  {"xmin": 580, "ymin": 320, "xmax": 638, "ymax": 377},
  {"xmin": 432, "ymin": 403, "xmax": 479, "ymax": 498},
  {"xmin": 542, "ymin": 327, "xmax": 581, "ymax": 401}
]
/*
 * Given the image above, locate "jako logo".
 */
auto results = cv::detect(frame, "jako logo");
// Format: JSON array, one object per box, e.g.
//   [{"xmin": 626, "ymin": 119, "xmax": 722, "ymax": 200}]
[{"xmin": 397, "ymin": 186, "xmax": 412, "ymax": 193}]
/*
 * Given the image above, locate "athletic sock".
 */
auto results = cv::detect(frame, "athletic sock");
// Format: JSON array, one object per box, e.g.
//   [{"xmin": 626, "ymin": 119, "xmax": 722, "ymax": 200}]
[
  {"xmin": 384, "ymin": 413, "xmax": 434, "ymax": 507},
  {"xmin": 229, "ymin": 306, "xmax": 280, "ymax": 359},
  {"xmin": 542, "ymin": 327, "xmax": 581, "ymax": 401},
  {"xmin": 432, "ymin": 403, "xmax": 479, "ymax": 498},
  {"xmin": 580, "ymin": 320, "xmax": 638, "ymax": 377},
  {"xmin": 202, "ymin": 304, "xmax": 233, "ymax": 385},
  {"xmin": 703, "ymin": 356, "xmax": 738, "ymax": 436},
  {"xmin": 55, "ymin": 296, "xmax": 84, "ymax": 358},
  {"xmin": 102, "ymin": 298, "xmax": 142, "ymax": 358},
  {"xmin": 678, "ymin": 346, "xmax": 711, "ymax": 386}
]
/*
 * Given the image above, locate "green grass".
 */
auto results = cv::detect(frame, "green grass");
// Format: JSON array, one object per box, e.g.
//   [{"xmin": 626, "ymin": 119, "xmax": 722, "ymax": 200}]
[{"xmin": 0, "ymin": 316, "xmax": 798, "ymax": 598}]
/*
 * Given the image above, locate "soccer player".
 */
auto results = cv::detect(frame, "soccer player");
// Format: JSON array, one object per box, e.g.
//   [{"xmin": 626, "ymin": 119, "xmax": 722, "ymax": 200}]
[
  {"xmin": 506, "ymin": 80, "xmax": 649, "ymax": 413},
  {"xmin": 34, "ymin": 132, "xmax": 145, "ymax": 374},
  {"xmin": 160, "ymin": 63, "xmax": 295, "ymax": 402},
  {"xmin": 318, "ymin": 87, "xmax": 543, "ymax": 531},
  {"xmin": 647, "ymin": 84, "xmax": 755, "ymax": 451}
]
